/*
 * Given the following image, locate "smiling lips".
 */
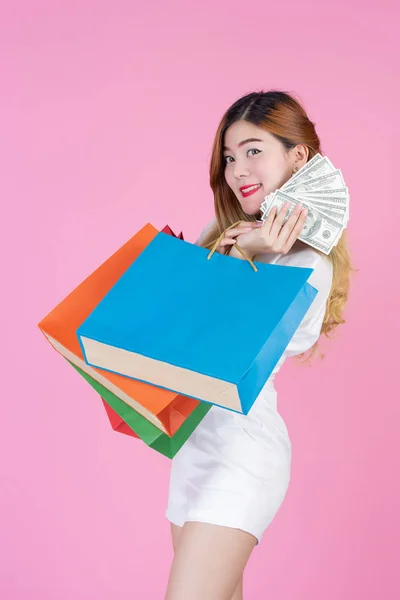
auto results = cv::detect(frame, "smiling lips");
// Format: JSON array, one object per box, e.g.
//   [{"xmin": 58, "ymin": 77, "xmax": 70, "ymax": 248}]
[{"xmin": 240, "ymin": 183, "xmax": 262, "ymax": 197}]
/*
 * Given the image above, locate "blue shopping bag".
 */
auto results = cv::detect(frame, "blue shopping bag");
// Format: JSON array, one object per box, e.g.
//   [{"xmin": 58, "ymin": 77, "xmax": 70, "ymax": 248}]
[{"xmin": 77, "ymin": 230, "xmax": 317, "ymax": 414}]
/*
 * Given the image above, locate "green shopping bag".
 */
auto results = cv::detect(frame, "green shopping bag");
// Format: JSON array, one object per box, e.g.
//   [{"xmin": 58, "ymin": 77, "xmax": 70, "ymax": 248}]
[{"xmin": 68, "ymin": 361, "xmax": 211, "ymax": 458}]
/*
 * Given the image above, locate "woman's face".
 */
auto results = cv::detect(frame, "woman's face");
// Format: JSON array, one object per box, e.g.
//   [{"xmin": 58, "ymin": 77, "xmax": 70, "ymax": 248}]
[{"xmin": 223, "ymin": 120, "xmax": 296, "ymax": 216}]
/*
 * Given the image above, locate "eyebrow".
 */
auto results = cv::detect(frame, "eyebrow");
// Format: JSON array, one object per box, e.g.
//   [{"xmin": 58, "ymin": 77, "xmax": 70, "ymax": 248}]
[{"xmin": 223, "ymin": 138, "xmax": 264, "ymax": 152}]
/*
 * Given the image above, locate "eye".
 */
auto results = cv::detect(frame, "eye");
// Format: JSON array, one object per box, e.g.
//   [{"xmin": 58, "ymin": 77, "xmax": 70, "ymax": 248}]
[{"xmin": 224, "ymin": 148, "xmax": 261, "ymax": 164}]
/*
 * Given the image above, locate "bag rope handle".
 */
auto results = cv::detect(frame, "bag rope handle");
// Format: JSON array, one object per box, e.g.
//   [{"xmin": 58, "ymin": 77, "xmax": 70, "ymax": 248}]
[{"xmin": 203, "ymin": 221, "xmax": 258, "ymax": 272}]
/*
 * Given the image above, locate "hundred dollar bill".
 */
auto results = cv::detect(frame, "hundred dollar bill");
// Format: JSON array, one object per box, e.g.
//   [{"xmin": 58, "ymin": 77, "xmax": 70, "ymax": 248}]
[
  {"xmin": 306, "ymin": 202, "xmax": 348, "ymax": 225},
  {"xmin": 282, "ymin": 153, "xmax": 322, "ymax": 189},
  {"xmin": 260, "ymin": 191, "xmax": 276, "ymax": 214},
  {"xmin": 261, "ymin": 190, "xmax": 350, "ymax": 224},
  {"xmin": 301, "ymin": 194, "xmax": 350, "ymax": 220},
  {"xmin": 296, "ymin": 194, "xmax": 349, "ymax": 211},
  {"xmin": 265, "ymin": 191, "xmax": 348, "ymax": 225},
  {"xmin": 282, "ymin": 154, "xmax": 336, "ymax": 190},
  {"xmin": 300, "ymin": 196, "xmax": 348, "ymax": 208},
  {"xmin": 284, "ymin": 169, "xmax": 346, "ymax": 194},
  {"xmin": 298, "ymin": 193, "xmax": 349, "ymax": 212},
  {"xmin": 262, "ymin": 190, "xmax": 349, "ymax": 211},
  {"xmin": 261, "ymin": 190, "xmax": 344, "ymax": 254},
  {"xmin": 296, "ymin": 187, "xmax": 349, "ymax": 200}
]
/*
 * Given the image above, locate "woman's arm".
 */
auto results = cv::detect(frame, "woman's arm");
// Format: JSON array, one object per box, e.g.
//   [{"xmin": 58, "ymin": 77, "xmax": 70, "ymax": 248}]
[
  {"xmin": 194, "ymin": 216, "xmax": 217, "ymax": 246},
  {"xmin": 282, "ymin": 252, "xmax": 333, "ymax": 357}
]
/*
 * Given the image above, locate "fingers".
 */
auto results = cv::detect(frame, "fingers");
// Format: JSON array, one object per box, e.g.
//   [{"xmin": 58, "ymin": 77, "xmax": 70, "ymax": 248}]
[
  {"xmin": 279, "ymin": 205, "xmax": 308, "ymax": 251},
  {"xmin": 214, "ymin": 222, "xmax": 259, "ymax": 254},
  {"xmin": 224, "ymin": 227, "xmax": 252, "ymax": 238},
  {"xmin": 215, "ymin": 232, "xmax": 248, "ymax": 253},
  {"xmin": 211, "ymin": 237, "xmax": 233, "ymax": 254},
  {"xmin": 262, "ymin": 201, "xmax": 309, "ymax": 254},
  {"xmin": 278, "ymin": 202, "xmax": 303, "ymax": 238},
  {"xmin": 269, "ymin": 202, "xmax": 293, "ymax": 239},
  {"xmin": 259, "ymin": 206, "xmax": 276, "ymax": 236},
  {"xmin": 223, "ymin": 222, "xmax": 260, "ymax": 239},
  {"xmin": 209, "ymin": 222, "xmax": 260, "ymax": 254},
  {"xmin": 219, "ymin": 238, "xmax": 237, "ymax": 248}
]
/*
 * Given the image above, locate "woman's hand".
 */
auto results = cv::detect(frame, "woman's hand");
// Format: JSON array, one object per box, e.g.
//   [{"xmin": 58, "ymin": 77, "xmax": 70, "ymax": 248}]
[
  {"xmin": 229, "ymin": 201, "xmax": 309, "ymax": 259},
  {"xmin": 211, "ymin": 221, "xmax": 263, "ymax": 254}
]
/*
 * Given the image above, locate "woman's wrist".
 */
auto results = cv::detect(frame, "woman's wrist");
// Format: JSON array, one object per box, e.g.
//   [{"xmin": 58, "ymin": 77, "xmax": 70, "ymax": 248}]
[
  {"xmin": 229, "ymin": 244, "xmax": 254, "ymax": 261},
  {"xmin": 229, "ymin": 245, "xmax": 244, "ymax": 259}
]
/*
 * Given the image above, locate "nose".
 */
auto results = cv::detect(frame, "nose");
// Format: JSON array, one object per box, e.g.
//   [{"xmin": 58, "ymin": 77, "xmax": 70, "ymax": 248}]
[{"xmin": 232, "ymin": 159, "xmax": 250, "ymax": 180}]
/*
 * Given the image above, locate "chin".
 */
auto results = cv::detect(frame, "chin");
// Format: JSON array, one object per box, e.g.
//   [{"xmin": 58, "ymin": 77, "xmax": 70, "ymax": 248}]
[{"xmin": 241, "ymin": 202, "xmax": 263, "ymax": 217}]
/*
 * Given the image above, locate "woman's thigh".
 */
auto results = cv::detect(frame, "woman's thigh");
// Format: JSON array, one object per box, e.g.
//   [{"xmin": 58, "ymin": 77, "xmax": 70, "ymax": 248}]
[
  {"xmin": 170, "ymin": 523, "xmax": 183, "ymax": 553},
  {"xmin": 166, "ymin": 521, "xmax": 256, "ymax": 600}
]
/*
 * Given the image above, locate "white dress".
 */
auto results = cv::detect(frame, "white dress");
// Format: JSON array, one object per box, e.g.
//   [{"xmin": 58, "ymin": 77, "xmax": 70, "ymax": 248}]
[{"xmin": 166, "ymin": 221, "xmax": 333, "ymax": 544}]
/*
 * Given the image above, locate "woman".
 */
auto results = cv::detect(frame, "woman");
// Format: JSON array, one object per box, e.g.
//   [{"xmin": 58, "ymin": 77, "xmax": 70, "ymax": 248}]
[{"xmin": 165, "ymin": 90, "xmax": 351, "ymax": 599}]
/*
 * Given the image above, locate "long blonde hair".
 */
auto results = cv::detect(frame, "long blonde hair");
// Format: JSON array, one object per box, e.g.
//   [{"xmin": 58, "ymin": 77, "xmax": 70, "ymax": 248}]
[{"xmin": 200, "ymin": 90, "xmax": 354, "ymax": 359}]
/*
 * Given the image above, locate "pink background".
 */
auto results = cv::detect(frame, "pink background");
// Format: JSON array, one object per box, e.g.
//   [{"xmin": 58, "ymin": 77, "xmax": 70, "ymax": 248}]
[{"xmin": 1, "ymin": 1, "xmax": 399, "ymax": 598}]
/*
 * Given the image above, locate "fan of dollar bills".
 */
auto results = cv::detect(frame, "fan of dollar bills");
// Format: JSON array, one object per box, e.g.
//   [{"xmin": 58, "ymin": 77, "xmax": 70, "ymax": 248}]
[{"xmin": 260, "ymin": 153, "xmax": 349, "ymax": 255}]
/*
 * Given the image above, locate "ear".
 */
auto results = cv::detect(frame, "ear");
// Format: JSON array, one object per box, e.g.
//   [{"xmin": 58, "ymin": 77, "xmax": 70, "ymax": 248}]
[{"xmin": 292, "ymin": 144, "xmax": 309, "ymax": 170}]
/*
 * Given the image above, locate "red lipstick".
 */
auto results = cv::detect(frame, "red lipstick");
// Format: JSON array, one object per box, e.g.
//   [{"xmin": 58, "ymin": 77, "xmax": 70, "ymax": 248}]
[{"xmin": 240, "ymin": 184, "xmax": 262, "ymax": 197}]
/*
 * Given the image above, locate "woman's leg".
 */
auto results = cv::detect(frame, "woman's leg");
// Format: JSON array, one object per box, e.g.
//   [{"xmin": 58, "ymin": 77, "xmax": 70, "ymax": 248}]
[
  {"xmin": 166, "ymin": 521, "xmax": 255, "ymax": 600},
  {"xmin": 170, "ymin": 523, "xmax": 244, "ymax": 599},
  {"xmin": 170, "ymin": 523, "xmax": 182, "ymax": 553},
  {"xmin": 231, "ymin": 576, "xmax": 243, "ymax": 600}
]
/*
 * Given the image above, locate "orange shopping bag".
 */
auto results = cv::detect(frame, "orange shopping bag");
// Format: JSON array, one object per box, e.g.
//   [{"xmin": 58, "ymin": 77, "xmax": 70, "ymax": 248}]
[{"xmin": 38, "ymin": 223, "xmax": 200, "ymax": 436}]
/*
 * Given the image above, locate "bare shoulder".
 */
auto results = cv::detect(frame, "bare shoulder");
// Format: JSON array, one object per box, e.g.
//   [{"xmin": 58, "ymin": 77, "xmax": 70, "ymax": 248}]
[{"xmin": 195, "ymin": 216, "xmax": 217, "ymax": 246}]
